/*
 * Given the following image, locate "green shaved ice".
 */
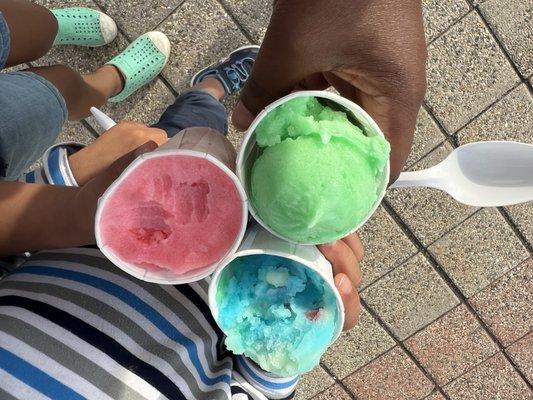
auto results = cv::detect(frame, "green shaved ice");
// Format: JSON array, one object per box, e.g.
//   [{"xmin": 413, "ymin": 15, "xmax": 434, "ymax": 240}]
[
  {"xmin": 250, "ymin": 96, "xmax": 390, "ymax": 243},
  {"xmin": 256, "ymin": 97, "xmax": 361, "ymax": 146}
]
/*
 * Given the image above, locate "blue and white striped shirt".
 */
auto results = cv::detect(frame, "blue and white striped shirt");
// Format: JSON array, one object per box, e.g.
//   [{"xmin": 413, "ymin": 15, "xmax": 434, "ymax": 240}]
[{"xmin": 0, "ymin": 247, "xmax": 298, "ymax": 400}]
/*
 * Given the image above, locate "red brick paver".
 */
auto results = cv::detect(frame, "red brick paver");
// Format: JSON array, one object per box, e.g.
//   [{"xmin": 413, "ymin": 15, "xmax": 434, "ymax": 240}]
[
  {"xmin": 506, "ymin": 331, "xmax": 533, "ymax": 384},
  {"xmin": 469, "ymin": 258, "xmax": 533, "ymax": 346},
  {"xmin": 405, "ymin": 304, "xmax": 498, "ymax": 385},
  {"xmin": 342, "ymin": 347, "xmax": 434, "ymax": 400},
  {"xmin": 443, "ymin": 353, "xmax": 532, "ymax": 400},
  {"xmin": 311, "ymin": 384, "xmax": 352, "ymax": 400}
]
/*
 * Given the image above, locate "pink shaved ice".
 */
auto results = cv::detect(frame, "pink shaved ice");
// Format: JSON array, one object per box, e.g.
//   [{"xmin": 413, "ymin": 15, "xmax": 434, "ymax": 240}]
[{"xmin": 99, "ymin": 155, "xmax": 244, "ymax": 275}]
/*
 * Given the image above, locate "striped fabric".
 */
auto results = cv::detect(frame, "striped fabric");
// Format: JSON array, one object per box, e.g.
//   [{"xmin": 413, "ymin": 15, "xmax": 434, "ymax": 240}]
[{"xmin": 0, "ymin": 247, "xmax": 298, "ymax": 400}]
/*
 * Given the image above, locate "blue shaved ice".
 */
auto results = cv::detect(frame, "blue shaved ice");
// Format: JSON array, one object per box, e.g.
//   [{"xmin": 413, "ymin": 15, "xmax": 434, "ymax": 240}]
[{"xmin": 215, "ymin": 254, "xmax": 339, "ymax": 376}]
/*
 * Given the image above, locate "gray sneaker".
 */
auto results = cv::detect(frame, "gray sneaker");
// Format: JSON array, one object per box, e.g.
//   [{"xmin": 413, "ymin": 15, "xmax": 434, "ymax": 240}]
[{"xmin": 191, "ymin": 45, "xmax": 259, "ymax": 96}]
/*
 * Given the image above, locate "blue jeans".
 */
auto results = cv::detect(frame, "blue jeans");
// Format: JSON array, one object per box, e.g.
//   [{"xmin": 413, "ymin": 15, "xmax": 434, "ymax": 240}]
[
  {"xmin": 0, "ymin": 12, "xmax": 68, "ymax": 180},
  {"xmin": 152, "ymin": 90, "xmax": 228, "ymax": 137}
]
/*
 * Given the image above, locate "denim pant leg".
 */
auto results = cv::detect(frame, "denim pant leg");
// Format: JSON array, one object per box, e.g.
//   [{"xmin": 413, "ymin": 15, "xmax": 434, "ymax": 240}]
[{"xmin": 152, "ymin": 90, "xmax": 228, "ymax": 137}]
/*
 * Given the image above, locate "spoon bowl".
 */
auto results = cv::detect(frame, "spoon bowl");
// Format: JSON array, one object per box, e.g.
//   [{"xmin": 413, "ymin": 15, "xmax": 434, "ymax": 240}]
[{"xmin": 390, "ymin": 141, "xmax": 533, "ymax": 207}]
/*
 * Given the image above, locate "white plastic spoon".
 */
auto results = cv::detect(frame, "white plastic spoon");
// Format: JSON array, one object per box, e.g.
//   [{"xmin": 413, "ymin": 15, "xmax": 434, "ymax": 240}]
[
  {"xmin": 390, "ymin": 141, "xmax": 533, "ymax": 207},
  {"xmin": 90, "ymin": 106, "xmax": 116, "ymax": 130}
]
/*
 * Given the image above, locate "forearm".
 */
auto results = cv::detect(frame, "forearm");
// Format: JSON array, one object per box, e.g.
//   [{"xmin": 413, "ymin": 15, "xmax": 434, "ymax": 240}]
[{"xmin": 0, "ymin": 182, "xmax": 91, "ymax": 256}]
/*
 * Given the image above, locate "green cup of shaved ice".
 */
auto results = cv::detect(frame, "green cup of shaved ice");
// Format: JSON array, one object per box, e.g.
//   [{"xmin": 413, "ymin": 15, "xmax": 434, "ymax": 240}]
[{"xmin": 237, "ymin": 90, "xmax": 391, "ymax": 245}]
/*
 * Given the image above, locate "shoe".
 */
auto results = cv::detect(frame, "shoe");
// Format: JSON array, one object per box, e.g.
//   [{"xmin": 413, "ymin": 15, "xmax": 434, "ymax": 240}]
[
  {"xmin": 106, "ymin": 31, "xmax": 170, "ymax": 102},
  {"xmin": 191, "ymin": 45, "xmax": 259, "ymax": 96},
  {"xmin": 51, "ymin": 7, "xmax": 117, "ymax": 47}
]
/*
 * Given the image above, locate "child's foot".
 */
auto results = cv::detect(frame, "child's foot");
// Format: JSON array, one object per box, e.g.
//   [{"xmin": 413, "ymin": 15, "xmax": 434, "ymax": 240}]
[
  {"xmin": 52, "ymin": 7, "xmax": 117, "ymax": 47},
  {"xmin": 105, "ymin": 32, "xmax": 170, "ymax": 102},
  {"xmin": 191, "ymin": 45, "xmax": 259, "ymax": 97}
]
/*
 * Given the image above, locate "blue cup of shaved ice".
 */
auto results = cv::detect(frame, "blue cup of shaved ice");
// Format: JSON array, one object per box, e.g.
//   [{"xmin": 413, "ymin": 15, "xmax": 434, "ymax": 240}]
[{"xmin": 208, "ymin": 224, "xmax": 344, "ymax": 377}]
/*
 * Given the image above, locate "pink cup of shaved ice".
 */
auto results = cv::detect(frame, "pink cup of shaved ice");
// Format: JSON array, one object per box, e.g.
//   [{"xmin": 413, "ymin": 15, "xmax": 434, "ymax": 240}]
[{"xmin": 95, "ymin": 127, "xmax": 248, "ymax": 284}]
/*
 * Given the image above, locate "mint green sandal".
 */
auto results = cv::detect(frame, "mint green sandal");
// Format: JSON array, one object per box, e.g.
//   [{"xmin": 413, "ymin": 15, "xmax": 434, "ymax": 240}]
[
  {"xmin": 52, "ymin": 7, "xmax": 117, "ymax": 47},
  {"xmin": 106, "ymin": 32, "xmax": 170, "ymax": 103}
]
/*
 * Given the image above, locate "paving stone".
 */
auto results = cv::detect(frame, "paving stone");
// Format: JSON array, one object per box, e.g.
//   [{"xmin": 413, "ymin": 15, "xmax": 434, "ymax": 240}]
[
  {"xmin": 387, "ymin": 143, "xmax": 478, "ymax": 247},
  {"xmin": 443, "ymin": 353, "xmax": 532, "ymax": 400},
  {"xmin": 480, "ymin": 0, "xmax": 532, "ymax": 78},
  {"xmin": 93, "ymin": 0, "xmax": 184, "ymax": 39},
  {"xmin": 424, "ymin": 391, "xmax": 447, "ymax": 400},
  {"xmin": 219, "ymin": 0, "xmax": 272, "ymax": 43},
  {"xmin": 34, "ymin": 0, "xmax": 98, "ymax": 10},
  {"xmin": 506, "ymin": 331, "xmax": 533, "ymax": 384},
  {"xmin": 294, "ymin": 366, "xmax": 334, "ymax": 400},
  {"xmin": 87, "ymin": 78, "xmax": 175, "ymax": 134},
  {"xmin": 32, "ymin": 21, "xmax": 130, "ymax": 74},
  {"xmin": 56, "ymin": 121, "xmax": 95, "ymax": 145},
  {"xmin": 362, "ymin": 254, "xmax": 459, "ymax": 340},
  {"xmin": 224, "ymin": 94, "xmax": 245, "ymax": 151},
  {"xmin": 405, "ymin": 108, "xmax": 446, "ymax": 169},
  {"xmin": 422, "ymin": 0, "xmax": 471, "ymax": 43},
  {"xmin": 429, "ymin": 208, "xmax": 529, "ymax": 297},
  {"xmin": 469, "ymin": 258, "xmax": 533, "ymax": 346},
  {"xmin": 457, "ymin": 84, "xmax": 533, "ymax": 144},
  {"xmin": 342, "ymin": 346, "xmax": 434, "ymax": 400},
  {"xmin": 1, "ymin": 64, "xmax": 30, "ymax": 73},
  {"xmin": 358, "ymin": 206, "xmax": 418, "ymax": 289},
  {"xmin": 405, "ymin": 304, "xmax": 498, "ymax": 385},
  {"xmin": 159, "ymin": 0, "xmax": 250, "ymax": 93},
  {"xmin": 227, "ymin": 122, "xmax": 244, "ymax": 151},
  {"xmin": 311, "ymin": 384, "xmax": 352, "ymax": 400},
  {"xmin": 506, "ymin": 202, "xmax": 533, "ymax": 248},
  {"xmin": 322, "ymin": 306, "xmax": 395, "ymax": 379},
  {"xmin": 425, "ymin": 12, "xmax": 519, "ymax": 134}
]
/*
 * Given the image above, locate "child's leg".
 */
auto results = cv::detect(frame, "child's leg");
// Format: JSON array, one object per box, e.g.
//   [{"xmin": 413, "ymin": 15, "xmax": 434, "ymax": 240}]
[
  {"xmin": 153, "ymin": 77, "xmax": 228, "ymax": 137},
  {"xmin": 0, "ymin": 0, "xmax": 57, "ymax": 67},
  {"xmin": 26, "ymin": 64, "xmax": 123, "ymax": 120},
  {"xmin": 24, "ymin": 30, "xmax": 169, "ymax": 120},
  {"xmin": 153, "ymin": 45, "xmax": 259, "ymax": 137},
  {"xmin": 21, "ymin": 28, "xmax": 169, "ymax": 120}
]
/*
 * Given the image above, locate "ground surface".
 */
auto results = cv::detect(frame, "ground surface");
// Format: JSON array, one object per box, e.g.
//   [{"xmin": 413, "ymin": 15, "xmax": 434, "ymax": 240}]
[{"xmin": 3, "ymin": 0, "xmax": 532, "ymax": 399}]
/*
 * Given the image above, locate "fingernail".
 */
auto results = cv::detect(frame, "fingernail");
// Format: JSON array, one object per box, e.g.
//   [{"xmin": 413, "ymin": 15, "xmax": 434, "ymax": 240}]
[
  {"xmin": 321, "ymin": 240, "xmax": 338, "ymax": 249},
  {"xmin": 337, "ymin": 275, "xmax": 352, "ymax": 295}
]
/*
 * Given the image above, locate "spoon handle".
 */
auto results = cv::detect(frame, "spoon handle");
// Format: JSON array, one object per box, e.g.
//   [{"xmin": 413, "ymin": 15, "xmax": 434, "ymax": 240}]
[
  {"xmin": 90, "ymin": 107, "xmax": 117, "ymax": 131},
  {"xmin": 389, "ymin": 167, "xmax": 442, "ymax": 189}
]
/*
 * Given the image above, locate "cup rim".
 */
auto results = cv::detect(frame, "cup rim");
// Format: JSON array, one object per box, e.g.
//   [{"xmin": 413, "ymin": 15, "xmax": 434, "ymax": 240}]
[
  {"xmin": 236, "ymin": 90, "xmax": 391, "ymax": 245},
  {"xmin": 95, "ymin": 149, "xmax": 249, "ymax": 284},
  {"xmin": 208, "ymin": 248, "xmax": 345, "ymax": 342}
]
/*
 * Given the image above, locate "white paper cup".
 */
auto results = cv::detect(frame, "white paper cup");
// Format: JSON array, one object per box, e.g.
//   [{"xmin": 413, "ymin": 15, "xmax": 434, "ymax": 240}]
[
  {"xmin": 95, "ymin": 128, "xmax": 248, "ymax": 285},
  {"xmin": 237, "ymin": 90, "xmax": 390, "ymax": 244},
  {"xmin": 209, "ymin": 223, "xmax": 345, "ymax": 344}
]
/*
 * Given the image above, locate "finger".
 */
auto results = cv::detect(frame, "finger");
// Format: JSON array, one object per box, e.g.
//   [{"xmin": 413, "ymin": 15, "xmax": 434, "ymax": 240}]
[
  {"xmin": 145, "ymin": 127, "xmax": 168, "ymax": 146},
  {"xmin": 342, "ymin": 232, "xmax": 364, "ymax": 262},
  {"xmin": 318, "ymin": 240, "xmax": 361, "ymax": 288},
  {"xmin": 334, "ymin": 273, "xmax": 361, "ymax": 330}
]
